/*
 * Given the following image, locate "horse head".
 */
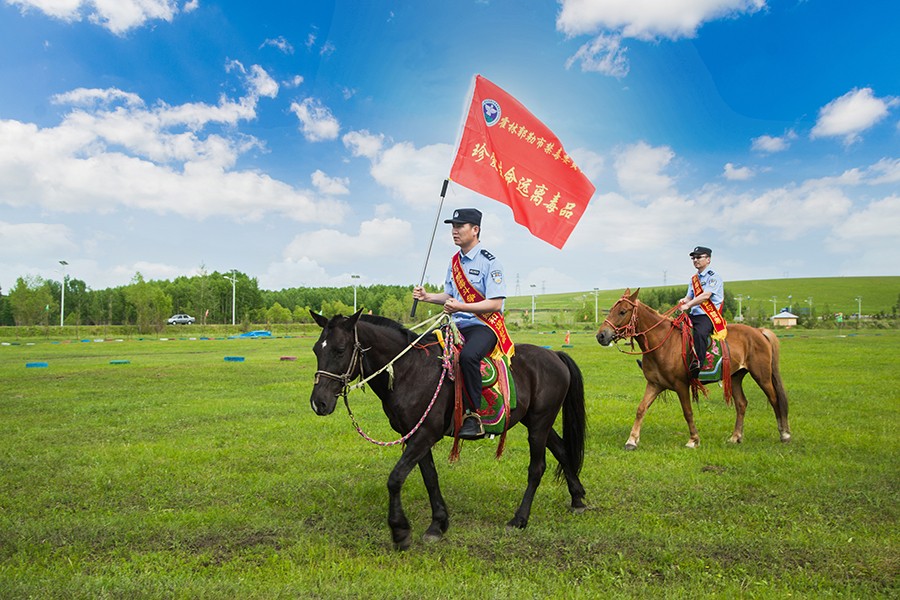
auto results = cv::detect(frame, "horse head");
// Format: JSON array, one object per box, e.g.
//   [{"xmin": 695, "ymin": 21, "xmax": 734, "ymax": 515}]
[
  {"xmin": 596, "ymin": 288, "xmax": 640, "ymax": 346},
  {"xmin": 309, "ymin": 309, "xmax": 364, "ymax": 416}
]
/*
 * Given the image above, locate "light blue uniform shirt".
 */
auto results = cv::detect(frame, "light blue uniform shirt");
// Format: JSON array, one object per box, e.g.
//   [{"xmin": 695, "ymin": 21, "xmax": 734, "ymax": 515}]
[
  {"xmin": 443, "ymin": 243, "xmax": 506, "ymax": 329},
  {"xmin": 686, "ymin": 268, "xmax": 724, "ymax": 316}
]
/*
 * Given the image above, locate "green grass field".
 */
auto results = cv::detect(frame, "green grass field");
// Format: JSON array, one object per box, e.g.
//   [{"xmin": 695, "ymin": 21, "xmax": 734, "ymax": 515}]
[
  {"xmin": 503, "ymin": 276, "xmax": 900, "ymax": 319},
  {"xmin": 1, "ymin": 329, "xmax": 898, "ymax": 598}
]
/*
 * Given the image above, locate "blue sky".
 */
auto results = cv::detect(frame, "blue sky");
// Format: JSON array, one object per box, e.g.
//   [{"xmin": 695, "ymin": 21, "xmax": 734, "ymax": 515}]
[{"xmin": 1, "ymin": 0, "xmax": 898, "ymax": 297}]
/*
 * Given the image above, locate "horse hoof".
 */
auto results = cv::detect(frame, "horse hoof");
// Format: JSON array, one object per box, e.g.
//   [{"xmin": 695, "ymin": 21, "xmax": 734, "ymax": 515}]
[
  {"xmin": 727, "ymin": 436, "xmax": 742, "ymax": 444},
  {"xmin": 422, "ymin": 532, "xmax": 443, "ymax": 544},
  {"xmin": 506, "ymin": 517, "xmax": 528, "ymax": 530},
  {"xmin": 685, "ymin": 440, "xmax": 699, "ymax": 449},
  {"xmin": 624, "ymin": 443, "xmax": 637, "ymax": 451},
  {"xmin": 392, "ymin": 532, "xmax": 412, "ymax": 551},
  {"xmin": 781, "ymin": 433, "xmax": 792, "ymax": 443},
  {"xmin": 570, "ymin": 505, "xmax": 587, "ymax": 515}
]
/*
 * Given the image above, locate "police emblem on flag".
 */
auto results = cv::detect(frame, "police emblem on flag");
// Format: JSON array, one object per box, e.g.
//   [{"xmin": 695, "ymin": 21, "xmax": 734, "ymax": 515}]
[{"xmin": 482, "ymin": 99, "xmax": 500, "ymax": 126}]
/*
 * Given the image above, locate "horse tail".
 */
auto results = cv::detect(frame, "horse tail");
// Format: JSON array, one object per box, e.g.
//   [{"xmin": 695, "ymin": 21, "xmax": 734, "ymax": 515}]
[
  {"xmin": 554, "ymin": 351, "xmax": 586, "ymax": 480},
  {"xmin": 761, "ymin": 328, "xmax": 789, "ymax": 422}
]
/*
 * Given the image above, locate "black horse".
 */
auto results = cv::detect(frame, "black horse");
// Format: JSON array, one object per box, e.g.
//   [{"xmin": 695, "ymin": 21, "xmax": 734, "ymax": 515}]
[{"xmin": 309, "ymin": 310, "xmax": 587, "ymax": 550}]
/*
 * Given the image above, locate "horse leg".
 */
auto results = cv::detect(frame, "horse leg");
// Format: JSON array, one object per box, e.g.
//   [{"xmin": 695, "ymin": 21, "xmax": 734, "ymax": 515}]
[
  {"xmin": 747, "ymin": 369, "xmax": 792, "ymax": 443},
  {"xmin": 676, "ymin": 385, "xmax": 701, "ymax": 448},
  {"xmin": 507, "ymin": 426, "xmax": 550, "ymax": 530},
  {"xmin": 729, "ymin": 372, "xmax": 748, "ymax": 444},
  {"xmin": 417, "ymin": 449, "xmax": 449, "ymax": 544},
  {"xmin": 626, "ymin": 382, "xmax": 663, "ymax": 450},
  {"xmin": 546, "ymin": 428, "xmax": 587, "ymax": 513},
  {"xmin": 387, "ymin": 440, "xmax": 434, "ymax": 551}
]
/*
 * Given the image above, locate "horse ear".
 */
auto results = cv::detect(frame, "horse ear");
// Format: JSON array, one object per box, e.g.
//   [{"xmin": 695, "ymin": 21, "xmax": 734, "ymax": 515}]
[
  {"xmin": 629, "ymin": 288, "xmax": 641, "ymax": 300},
  {"xmin": 624, "ymin": 287, "xmax": 631, "ymax": 296},
  {"xmin": 310, "ymin": 310, "xmax": 329, "ymax": 329},
  {"xmin": 345, "ymin": 308, "xmax": 363, "ymax": 328}
]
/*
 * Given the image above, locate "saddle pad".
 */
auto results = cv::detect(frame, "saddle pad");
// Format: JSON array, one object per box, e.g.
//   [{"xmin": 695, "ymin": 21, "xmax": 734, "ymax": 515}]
[
  {"xmin": 477, "ymin": 356, "xmax": 516, "ymax": 434},
  {"xmin": 699, "ymin": 338, "xmax": 725, "ymax": 382}
]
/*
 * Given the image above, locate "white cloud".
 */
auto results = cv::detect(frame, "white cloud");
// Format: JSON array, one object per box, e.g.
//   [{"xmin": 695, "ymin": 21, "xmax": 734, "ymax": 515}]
[
  {"xmin": 260, "ymin": 36, "xmax": 294, "ymax": 54},
  {"xmin": 0, "ymin": 69, "xmax": 348, "ymax": 224},
  {"xmin": 723, "ymin": 162, "xmax": 754, "ymax": 181},
  {"xmin": 557, "ymin": 0, "xmax": 767, "ymax": 40},
  {"xmin": 0, "ymin": 221, "xmax": 76, "ymax": 259},
  {"xmin": 342, "ymin": 130, "xmax": 454, "ymax": 209},
  {"xmin": 368, "ymin": 141, "xmax": 454, "ymax": 208},
  {"xmin": 565, "ymin": 34, "xmax": 629, "ymax": 78},
  {"xmin": 811, "ymin": 88, "xmax": 898, "ymax": 144},
  {"xmin": 558, "ymin": 0, "xmax": 766, "ymax": 75},
  {"xmin": 864, "ymin": 158, "xmax": 900, "ymax": 185},
  {"xmin": 343, "ymin": 129, "xmax": 384, "ymax": 159},
  {"xmin": 290, "ymin": 98, "xmax": 340, "ymax": 142},
  {"xmin": 259, "ymin": 256, "xmax": 332, "ymax": 290},
  {"xmin": 828, "ymin": 195, "xmax": 900, "ymax": 243},
  {"xmin": 226, "ymin": 61, "xmax": 279, "ymax": 100},
  {"xmin": 311, "ymin": 169, "xmax": 350, "ymax": 195},
  {"xmin": 282, "ymin": 218, "xmax": 414, "ymax": 265},
  {"xmin": 283, "ymin": 75, "xmax": 304, "ymax": 89},
  {"xmin": 751, "ymin": 130, "xmax": 796, "ymax": 153},
  {"xmin": 718, "ymin": 182, "xmax": 852, "ymax": 239},
  {"xmin": 613, "ymin": 141, "xmax": 676, "ymax": 197},
  {"xmin": 7, "ymin": 0, "xmax": 191, "ymax": 35}
]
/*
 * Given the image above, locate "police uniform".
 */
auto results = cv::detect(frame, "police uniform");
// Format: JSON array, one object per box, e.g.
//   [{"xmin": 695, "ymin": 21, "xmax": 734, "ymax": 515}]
[
  {"xmin": 444, "ymin": 243, "xmax": 506, "ymax": 412},
  {"xmin": 685, "ymin": 264, "xmax": 724, "ymax": 369}
]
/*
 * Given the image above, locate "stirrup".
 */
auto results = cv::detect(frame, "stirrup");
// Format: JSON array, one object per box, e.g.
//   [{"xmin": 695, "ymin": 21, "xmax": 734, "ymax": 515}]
[{"xmin": 459, "ymin": 412, "xmax": 485, "ymax": 440}]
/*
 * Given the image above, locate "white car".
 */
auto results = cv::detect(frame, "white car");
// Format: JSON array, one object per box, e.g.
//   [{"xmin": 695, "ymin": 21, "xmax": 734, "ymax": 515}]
[{"xmin": 167, "ymin": 313, "xmax": 195, "ymax": 325}]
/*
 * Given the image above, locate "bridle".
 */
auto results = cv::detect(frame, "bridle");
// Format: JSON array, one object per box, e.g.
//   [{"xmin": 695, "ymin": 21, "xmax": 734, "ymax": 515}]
[
  {"xmin": 313, "ymin": 324, "xmax": 369, "ymax": 400},
  {"xmin": 314, "ymin": 313, "xmax": 449, "ymax": 401},
  {"xmin": 601, "ymin": 295, "xmax": 680, "ymax": 355},
  {"xmin": 313, "ymin": 313, "xmax": 451, "ymax": 446}
]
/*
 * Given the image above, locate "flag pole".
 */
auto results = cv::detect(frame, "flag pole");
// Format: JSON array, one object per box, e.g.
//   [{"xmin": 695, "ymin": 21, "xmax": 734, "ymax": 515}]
[{"xmin": 410, "ymin": 178, "xmax": 450, "ymax": 318}]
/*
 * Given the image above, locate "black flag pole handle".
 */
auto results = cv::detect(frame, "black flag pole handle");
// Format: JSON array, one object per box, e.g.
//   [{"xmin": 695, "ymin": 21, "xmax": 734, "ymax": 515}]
[{"xmin": 411, "ymin": 178, "xmax": 450, "ymax": 318}]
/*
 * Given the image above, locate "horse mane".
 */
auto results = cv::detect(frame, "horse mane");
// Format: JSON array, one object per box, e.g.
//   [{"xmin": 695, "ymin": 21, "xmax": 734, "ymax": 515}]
[
  {"xmin": 636, "ymin": 299, "xmax": 672, "ymax": 322},
  {"xmin": 358, "ymin": 313, "xmax": 432, "ymax": 344}
]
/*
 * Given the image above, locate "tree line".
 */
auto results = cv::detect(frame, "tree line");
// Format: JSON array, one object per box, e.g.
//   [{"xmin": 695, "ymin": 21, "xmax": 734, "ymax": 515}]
[{"xmin": 0, "ymin": 267, "xmax": 435, "ymax": 333}]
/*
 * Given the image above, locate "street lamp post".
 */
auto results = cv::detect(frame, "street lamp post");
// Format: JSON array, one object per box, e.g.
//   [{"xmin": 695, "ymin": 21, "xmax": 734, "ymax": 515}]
[
  {"xmin": 59, "ymin": 260, "xmax": 68, "ymax": 327},
  {"xmin": 735, "ymin": 294, "xmax": 745, "ymax": 322},
  {"xmin": 788, "ymin": 295, "xmax": 793, "ymax": 313},
  {"xmin": 593, "ymin": 287, "xmax": 599, "ymax": 324},
  {"xmin": 771, "ymin": 296, "xmax": 778, "ymax": 317},
  {"xmin": 530, "ymin": 284, "xmax": 536, "ymax": 325},
  {"xmin": 351, "ymin": 274, "xmax": 360, "ymax": 313},
  {"xmin": 855, "ymin": 296, "xmax": 862, "ymax": 328},
  {"xmin": 224, "ymin": 270, "xmax": 236, "ymax": 325}
]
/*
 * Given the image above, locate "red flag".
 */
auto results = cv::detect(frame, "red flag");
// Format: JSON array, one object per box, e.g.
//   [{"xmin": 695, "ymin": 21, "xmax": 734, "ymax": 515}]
[{"xmin": 449, "ymin": 75, "xmax": 596, "ymax": 249}]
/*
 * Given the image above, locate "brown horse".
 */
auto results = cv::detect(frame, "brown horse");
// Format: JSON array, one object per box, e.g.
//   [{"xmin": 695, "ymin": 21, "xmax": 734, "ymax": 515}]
[{"xmin": 596, "ymin": 288, "xmax": 791, "ymax": 449}]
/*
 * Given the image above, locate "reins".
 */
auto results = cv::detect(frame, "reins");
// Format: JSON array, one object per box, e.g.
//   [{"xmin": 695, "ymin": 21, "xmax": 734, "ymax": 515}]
[
  {"xmin": 314, "ymin": 312, "xmax": 452, "ymax": 446},
  {"xmin": 602, "ymin": 296, "xmax": 681, "ymax": 356}
]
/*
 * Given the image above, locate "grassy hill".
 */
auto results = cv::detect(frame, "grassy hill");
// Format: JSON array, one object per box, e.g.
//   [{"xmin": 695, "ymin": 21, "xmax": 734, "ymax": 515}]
[{"xmin": 504, "ymin": 276, "xmax": 900, "ymax": 322}]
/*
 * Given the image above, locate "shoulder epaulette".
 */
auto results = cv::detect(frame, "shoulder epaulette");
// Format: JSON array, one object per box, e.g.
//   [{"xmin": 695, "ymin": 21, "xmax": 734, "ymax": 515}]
[
  {"xmin": 480, "ymin": 249, "xmax": 496, "ymax": 260},
  {"xmin": 707, "ymin": 270, "xmax": 716, "ymax": 276}
]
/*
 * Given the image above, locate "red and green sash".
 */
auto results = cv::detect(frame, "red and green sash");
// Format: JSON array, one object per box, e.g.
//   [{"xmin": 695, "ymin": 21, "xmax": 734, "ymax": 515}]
[
  {"xmin": 691, "ymin": 273, "xmax": 728, "ymax": 340},
  {"xmin": 451, "ymin": 252, "xmax": 515, "ymax": 358}
]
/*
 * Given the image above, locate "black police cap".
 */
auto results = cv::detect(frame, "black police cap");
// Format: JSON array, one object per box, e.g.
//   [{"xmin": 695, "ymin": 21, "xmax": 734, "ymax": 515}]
[{"xmin": 444, "ymin": 208, "xmax": 482, "ymax": 226}]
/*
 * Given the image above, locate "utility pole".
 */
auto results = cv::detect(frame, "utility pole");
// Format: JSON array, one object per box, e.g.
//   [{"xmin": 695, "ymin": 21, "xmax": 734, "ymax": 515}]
[
  {"xmin": 530, "ymin": 284, "xmax": 536, "ymax": 325},
  {"xmin": 224, "ymin": 270, "xmax": 237, "ymax": 325},
  {"xmin": 351, "ymin": 274, "xmax": 361, "ymax": 313},
  {"xmin": 735, "ymin": 294, "xmax": 746, "ymax": 322},
  {"xmin": 58, "ymin": 260, "xmax": 68, "ymax": 327}
]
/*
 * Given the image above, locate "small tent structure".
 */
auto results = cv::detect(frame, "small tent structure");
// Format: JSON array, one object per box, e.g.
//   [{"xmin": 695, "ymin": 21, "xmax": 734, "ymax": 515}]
[{"xmin": 771, "ymin": 310, "xmax": 798, "ymax": 327}]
